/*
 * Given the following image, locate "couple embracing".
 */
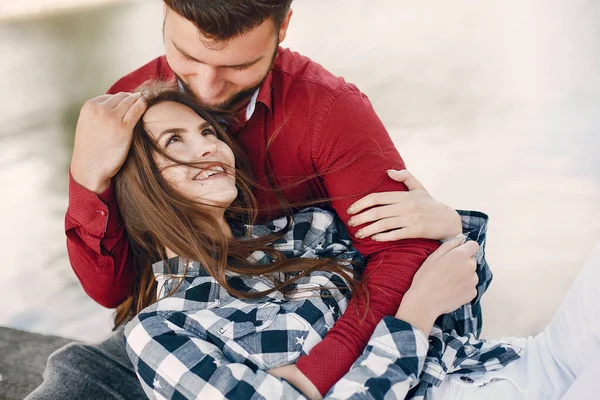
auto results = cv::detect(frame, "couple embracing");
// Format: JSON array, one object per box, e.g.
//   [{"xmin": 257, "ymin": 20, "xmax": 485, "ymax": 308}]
[{"xmin": 28, "ymin": 2, "xmax": 600, "ymax": 399}]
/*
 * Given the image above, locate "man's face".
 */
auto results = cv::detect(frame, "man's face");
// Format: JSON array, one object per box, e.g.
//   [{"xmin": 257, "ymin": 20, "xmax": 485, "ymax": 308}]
[{"xmin": 163, "ymin": 8, "xmax": 287, "ymax": 111}]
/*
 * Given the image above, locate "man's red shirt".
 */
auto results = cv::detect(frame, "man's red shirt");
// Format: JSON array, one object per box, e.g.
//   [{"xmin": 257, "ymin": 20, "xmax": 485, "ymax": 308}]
[{"xmin": 65, "ymin": 48, "xmax": 438, "ymax": 394}]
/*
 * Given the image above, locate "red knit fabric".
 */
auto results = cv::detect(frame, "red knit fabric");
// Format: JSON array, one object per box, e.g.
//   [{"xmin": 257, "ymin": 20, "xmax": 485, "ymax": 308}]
[{"xmin": 66, "ymin": 48, "xmax": 438, "ymax": 395}]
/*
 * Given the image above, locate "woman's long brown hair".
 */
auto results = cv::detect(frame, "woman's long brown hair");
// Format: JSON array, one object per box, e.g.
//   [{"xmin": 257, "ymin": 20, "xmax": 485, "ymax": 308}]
[{"xmin": 113, "ymin": 82, "xmax": 366, "ymax": 327}]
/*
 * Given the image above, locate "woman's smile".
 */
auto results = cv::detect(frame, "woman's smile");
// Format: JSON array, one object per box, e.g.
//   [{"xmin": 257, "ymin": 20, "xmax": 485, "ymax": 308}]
[
  {"xmin": 192, "ymin": 164, "xmax": 226, "ymax": 181},
  {"xmin": 143, "ymin": 100, "xmax": 238, "ymax": 208}
]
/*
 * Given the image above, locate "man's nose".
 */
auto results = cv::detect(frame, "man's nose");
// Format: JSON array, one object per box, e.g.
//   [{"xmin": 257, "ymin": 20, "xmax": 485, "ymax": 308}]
[{"xmin": 194, "ymin": 65, "xmax": 222, "ymax": 99}]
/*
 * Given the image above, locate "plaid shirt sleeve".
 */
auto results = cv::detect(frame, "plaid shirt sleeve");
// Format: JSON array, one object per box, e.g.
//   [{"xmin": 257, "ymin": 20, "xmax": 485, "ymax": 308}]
[
  {"xmin": 126, "ymin": 311, "xmax": 428, "ymax": 400},
  {"xmin": 125, "ymin": 309, "xmax": 307, "ymax": 400},
  {"xmin": 325, "ymin": 317, "xmax": 429, "ymax": 399}
]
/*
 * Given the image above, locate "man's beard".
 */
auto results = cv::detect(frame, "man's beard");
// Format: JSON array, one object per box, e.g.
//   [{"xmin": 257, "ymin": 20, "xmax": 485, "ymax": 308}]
[
  {"xmin": 175, "ymin": 44, "xmax": 279, "ymax": 115},
  {"xmin": 175, "ymin": 74, "xmax": 264, "ymax": 114}
]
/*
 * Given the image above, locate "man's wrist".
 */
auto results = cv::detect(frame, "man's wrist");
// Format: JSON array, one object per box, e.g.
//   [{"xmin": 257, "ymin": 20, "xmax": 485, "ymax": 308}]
[{"xmin": 70, "ymin": 165, "xmax": 111, "ymax": 194}]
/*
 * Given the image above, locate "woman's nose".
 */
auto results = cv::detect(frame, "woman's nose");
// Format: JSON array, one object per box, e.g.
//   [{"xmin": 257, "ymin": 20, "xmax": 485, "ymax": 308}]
[{"xmin": 197, "ymin": 140, "xmax": 217, "ymax": 159}]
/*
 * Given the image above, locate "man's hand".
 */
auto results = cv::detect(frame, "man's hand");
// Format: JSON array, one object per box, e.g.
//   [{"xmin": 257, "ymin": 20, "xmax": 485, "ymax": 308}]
[
  {"xmin": 347, "ymin": 169, "xmax": 462, "ymax": 241},
  {"xmin": 70, "ymin": 92, "xmax": 147, "ymax": 194},
  {"xmin": 268, "ymin": 364, "xmax": 322, "ymax": 400}
]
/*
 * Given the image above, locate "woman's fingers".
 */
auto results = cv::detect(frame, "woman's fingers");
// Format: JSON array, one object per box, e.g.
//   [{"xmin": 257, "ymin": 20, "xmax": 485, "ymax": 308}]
[
  {"xmin": 433, "ymin": 238, "xmax": 479, "ymax": 264},
  {"xmin": 449, "ymin": 240, "xmax": 480, "ymax": 260},
  {"xmin": 348, "ymin": 202, "xmax": 404, "ymax": 227},
  {"xmin": 347, "ymin": 191, "xmax": 405, "ymax": 215},
  {"xmin": 428, "ymin": 236, "xmax": 465, "ymax": 261},
  {"xmin": 347, "ymin": 170, "xmax": 429, "ymax": 215},
  {"xmin": 354, "ymin": 216, "xmax": 409, "ymax": 239},
  {"xmin": 386, "ymin": 169, "xmax": 426, "ymax": 191}
]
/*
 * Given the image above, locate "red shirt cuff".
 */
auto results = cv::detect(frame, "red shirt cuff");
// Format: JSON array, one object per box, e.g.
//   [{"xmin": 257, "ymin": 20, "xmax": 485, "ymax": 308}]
[{"xmin": 67, "ymin": 171, "xmax": 122, "ymax": 237}]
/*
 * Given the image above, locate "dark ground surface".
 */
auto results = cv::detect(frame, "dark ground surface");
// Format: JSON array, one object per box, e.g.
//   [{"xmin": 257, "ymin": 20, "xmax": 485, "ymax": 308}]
[{"xmin": 0, "ymin": 327, "xmax": 72, "ymax": 400}]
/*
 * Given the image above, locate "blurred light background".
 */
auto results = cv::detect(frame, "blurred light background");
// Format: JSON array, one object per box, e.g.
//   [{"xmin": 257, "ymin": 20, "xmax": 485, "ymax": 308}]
[{"xmin": 0, "ymin": 0, "xmax": 598, "ymax": 343}]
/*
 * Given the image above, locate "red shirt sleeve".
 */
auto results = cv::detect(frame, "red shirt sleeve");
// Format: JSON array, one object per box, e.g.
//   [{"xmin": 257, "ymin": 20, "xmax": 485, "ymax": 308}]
[
  {"xmin": 294, "ymin": 89, "xmax": 440, "ymax": 395},
  {"xmin": 65, "ymin": 56, "xmax": 173, "ymax": 308},
  {"xmin": 66, "ymin": 171, "xmax": 134, "ymax": 308}
]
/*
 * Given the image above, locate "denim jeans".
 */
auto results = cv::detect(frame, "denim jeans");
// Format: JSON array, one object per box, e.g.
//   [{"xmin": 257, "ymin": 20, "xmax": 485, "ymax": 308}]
[
  {"xmin": 25, "ymin": 324, "xmax": 145, "ymax": 400},
  {"xmin": 431, "ymin": 240, "xmax": 600, "ymax": 399}
]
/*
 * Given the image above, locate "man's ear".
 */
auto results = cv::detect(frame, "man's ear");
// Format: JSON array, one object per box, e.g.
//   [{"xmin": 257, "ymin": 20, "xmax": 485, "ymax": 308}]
[{"xmin": 278, "ymin": 9, "xmax": 293, "ymax": 44}]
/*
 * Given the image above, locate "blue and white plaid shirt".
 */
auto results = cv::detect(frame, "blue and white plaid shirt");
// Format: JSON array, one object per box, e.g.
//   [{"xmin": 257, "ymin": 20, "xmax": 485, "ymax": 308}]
[{"xmin": 125, "ymin": 208, "xmax": 521, "ymax": 399}]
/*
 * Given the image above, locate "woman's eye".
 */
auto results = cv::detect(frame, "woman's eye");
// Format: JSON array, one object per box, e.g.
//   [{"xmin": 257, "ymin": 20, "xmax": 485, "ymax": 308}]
[
  {"xmin": 165, "ymin": 134, "xmax": 182, "ymax": 147},
  {"xmin": 202, "ymin": 128, "xmax": 216, "ymax": 136}
]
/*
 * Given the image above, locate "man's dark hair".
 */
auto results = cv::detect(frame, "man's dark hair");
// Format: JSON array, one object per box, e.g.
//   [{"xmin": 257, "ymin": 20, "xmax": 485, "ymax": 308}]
[{"xmin": 164, "ymin": 0, "xmax": 293, "ymax": 41}]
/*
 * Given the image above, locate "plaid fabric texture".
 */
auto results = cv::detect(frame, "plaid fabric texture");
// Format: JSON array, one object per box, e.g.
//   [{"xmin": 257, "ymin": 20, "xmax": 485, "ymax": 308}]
[{"xmin": 125, "ymin": 208, "xmax": 521, "ymax": 399}]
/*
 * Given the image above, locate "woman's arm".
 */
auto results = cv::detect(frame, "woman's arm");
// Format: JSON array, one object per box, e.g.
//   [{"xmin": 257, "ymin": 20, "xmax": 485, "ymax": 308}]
[
  {"xmin": 269, "ymin": 317, "xmax": 430, "ymax": 400},
  {"xmin": 125, "ymin": 309, "xmax": 305, "ymax": 400},
  {"xmin": 125, "ymin": 306, "xmax": 430, "ymax": 400},
  {"xmin": 271, "ymin": 236, "xmax": 480, "ymax": 399}
]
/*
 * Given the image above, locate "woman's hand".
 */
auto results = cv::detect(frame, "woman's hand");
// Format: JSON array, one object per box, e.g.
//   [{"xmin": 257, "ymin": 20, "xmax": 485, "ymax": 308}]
[
  {"xmin": 347, "ymin": 170, "xmax": 462, "ymax": 241},
  {"xmin": 268, "ymin": 364, "xmax": 322, "ymax": 400},
  {"xmin": 395, "ymin": 237, "xmax": 479, "ymax": 335}
]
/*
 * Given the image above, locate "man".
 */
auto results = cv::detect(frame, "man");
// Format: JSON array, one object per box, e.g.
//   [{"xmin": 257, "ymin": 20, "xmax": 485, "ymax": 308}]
[{"xmin": 28, "ymin": 1, "xmax": 463, "ymax": 399}]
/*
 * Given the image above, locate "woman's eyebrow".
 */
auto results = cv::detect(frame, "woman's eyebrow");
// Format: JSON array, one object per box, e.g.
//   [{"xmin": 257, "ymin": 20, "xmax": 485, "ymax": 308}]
[
  {"xmin": 157, "ymin": 127, "xmax": 185, "ymax": 141},
  {"xmin": 157, "ymin": 122, "xmax": 211, "ymax": 141}
]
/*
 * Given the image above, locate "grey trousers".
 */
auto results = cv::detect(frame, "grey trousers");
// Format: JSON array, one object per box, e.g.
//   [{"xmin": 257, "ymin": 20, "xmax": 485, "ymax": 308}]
[{"xmin": 25, "ymin": 325, "xmax": 146, "ymax": 400}]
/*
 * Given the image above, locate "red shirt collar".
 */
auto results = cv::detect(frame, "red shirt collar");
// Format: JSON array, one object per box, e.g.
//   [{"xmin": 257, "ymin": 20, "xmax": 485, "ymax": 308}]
[{"xmin": 255, "ymin": 66, "xmax": 274, "ymax": 115}]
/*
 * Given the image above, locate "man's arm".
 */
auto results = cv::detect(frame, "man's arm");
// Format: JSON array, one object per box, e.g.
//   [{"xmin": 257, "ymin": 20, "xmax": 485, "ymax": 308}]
[
  {"xmin": 66, "ymin": 57, "xmax": 173, "ymax": 308},
  {"xmin": 66, "ymin": 173, "xmax": 134, "ymax": 307},
  {"xmin": 348, "ymin": 169, "xmax": 463, "ymax": 242},
  {"xmin": 326, "ymin": 234, "xmax": 480, "ymax": 400},
  {"xmin": 295, "ymin": 89, "xmax": 440, "ymax": 394},
  {"xmin": 66, "ymin": 92, "xmax": 146, "ymax": 307}
]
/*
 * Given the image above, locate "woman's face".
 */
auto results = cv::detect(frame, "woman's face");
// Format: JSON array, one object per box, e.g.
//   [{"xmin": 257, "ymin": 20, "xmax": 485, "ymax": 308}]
[{"xmin": 143, "ymin": 101, "xmax": 237, "ymax": 208}]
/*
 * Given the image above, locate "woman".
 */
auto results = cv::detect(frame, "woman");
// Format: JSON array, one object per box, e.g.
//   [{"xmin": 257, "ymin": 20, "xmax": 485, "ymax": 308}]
[
  {"xmin": 118, "ymin": 85, "xmax": 598, "ymax": 399},
  {"xmin": 116, "ymin": 83, "xmax": 512, "ymax": 399}
]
